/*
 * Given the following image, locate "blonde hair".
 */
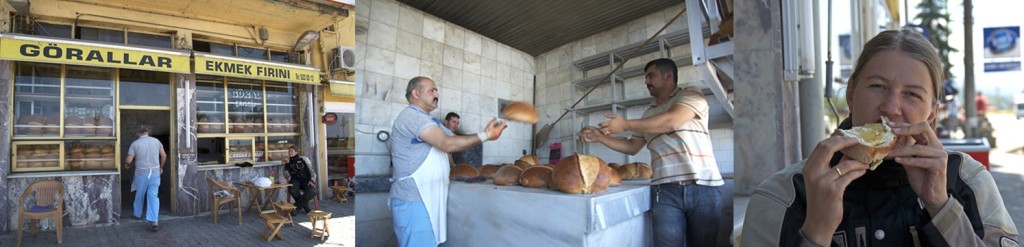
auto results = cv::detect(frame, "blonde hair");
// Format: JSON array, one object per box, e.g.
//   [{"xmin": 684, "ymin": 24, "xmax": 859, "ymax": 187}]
[{"xmin": 848, "ymin": 29, "xmax": 943, "ymax": 104}]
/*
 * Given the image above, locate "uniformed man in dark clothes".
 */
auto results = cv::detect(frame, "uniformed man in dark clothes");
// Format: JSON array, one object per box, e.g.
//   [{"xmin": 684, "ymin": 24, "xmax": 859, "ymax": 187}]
[{"xmin": 281, "ymin": 147, "xmax": 317, "ymax": 213}]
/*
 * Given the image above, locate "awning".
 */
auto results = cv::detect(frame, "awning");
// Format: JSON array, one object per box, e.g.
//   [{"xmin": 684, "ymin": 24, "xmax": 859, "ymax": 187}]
[
  {"xmin": 194, "ymin": 53, "xmax": 321, "ymax": 85},
  {"xmin": 0, "ymin": 33, "xmax": 190, "ymax": 73}
]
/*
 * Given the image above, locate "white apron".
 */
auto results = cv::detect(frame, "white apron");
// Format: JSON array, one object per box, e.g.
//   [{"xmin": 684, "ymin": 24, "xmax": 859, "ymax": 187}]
[{"xmin": 394, "ymin": 146, "xmax": 450, "ymax": 245}]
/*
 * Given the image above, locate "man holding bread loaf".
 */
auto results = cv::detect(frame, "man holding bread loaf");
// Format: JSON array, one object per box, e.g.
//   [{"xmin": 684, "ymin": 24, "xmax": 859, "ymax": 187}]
[
  {"xmin": 741, "ymin": 30, "xmax": 1018, "ymax": 246},
  {"xmin": 389, "ymin": 76, "xmax": 508, "ymax": 246},
  {"xmin": 581, "ymin": 58, "xmax": 724, "ymax": 246}
]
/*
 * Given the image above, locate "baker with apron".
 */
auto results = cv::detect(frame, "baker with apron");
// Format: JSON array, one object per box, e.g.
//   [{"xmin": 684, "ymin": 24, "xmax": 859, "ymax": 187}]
[{"xmin": 388, "ymin": 76, "xmax": 507, "ymax": 247}]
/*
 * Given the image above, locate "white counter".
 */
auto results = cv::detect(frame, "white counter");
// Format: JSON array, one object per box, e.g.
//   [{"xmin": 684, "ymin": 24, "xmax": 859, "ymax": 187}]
[{"xmin": 442, "ymin": 180, "xmax": 652, "ymax": 247}]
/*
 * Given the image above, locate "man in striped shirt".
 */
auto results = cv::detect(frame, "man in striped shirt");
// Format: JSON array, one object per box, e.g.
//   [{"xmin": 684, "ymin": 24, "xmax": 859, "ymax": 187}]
[{"xmin": 584, "ymin": 58, "xmax": 724, "ymax": 246}]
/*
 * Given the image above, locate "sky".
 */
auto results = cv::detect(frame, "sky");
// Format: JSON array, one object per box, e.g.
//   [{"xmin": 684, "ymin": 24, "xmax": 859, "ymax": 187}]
[{"xmin": 825, "ymin": 0, "xmax": 1024, "ymax": 104}]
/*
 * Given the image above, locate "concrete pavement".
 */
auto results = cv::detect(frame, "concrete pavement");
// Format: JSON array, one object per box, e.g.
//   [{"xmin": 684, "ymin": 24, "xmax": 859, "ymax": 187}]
[{"xmin": 1, "ymin": 195, "xmax": 355, "ymax": 247}]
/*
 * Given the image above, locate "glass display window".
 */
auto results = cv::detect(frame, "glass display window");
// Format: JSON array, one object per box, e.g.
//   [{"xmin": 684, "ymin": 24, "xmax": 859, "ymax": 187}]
[
  {"xmin": 259, "ymin": 136, "xmax": 297, "ymax": 162},
  {"xmin": 65, "ymin": 140, "xmax": 116, "ymax": 170},
  {"xmin": 227, "ymin": 78, "xmax": 264, "ymax": 134},
  {"xmin": 12, "ymin": 142, "xmax": 63, "ymax": 172},
  {"xmin": 196, "ymin": 76, "xmax": 226, "ymax": 134},
  {"xmin": 13, "ymin": 62, "xmax": 61, "ymax": 137},
  {"xmin": 227, "ymin": 138, "xmax": 254, "ymax": 163},
  {"xmin": 265, "ymin": 81, "xmax": 298, "ymax": 133},
  {"xmin": 119, "ymin": 69, "xmax": 170, "ymax": 106},
  {"xmin": 64, "ymin": 65, "xmax": 116, "ymax": 137}
]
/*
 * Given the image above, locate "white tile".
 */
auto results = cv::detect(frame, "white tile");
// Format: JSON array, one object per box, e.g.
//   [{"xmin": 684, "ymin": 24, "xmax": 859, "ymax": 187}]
[
  {"xmin": 368, "ymin": 20, "xmax": 398, "ymax": 51},
  {"xmin": 464, "ymin": 33, "xmax": 482, "ymax": 55},
  {"xmin": 395, "ymin": 30, "xmax": 422, "ymax": 58},
  {"xmin": 393, "ymin": 53, "xmax": 421, "ymax": 81},
  {"xmin": 355, "ymin": 0, "xmax": 371, "ymax": 19},
  {"xmin": 369, "ymin": 0, "xmax": 399, "ymax": 27},
  {"xmin": 422, "ymin": 15, "xmax": 445, "ymax": 42},
  {"xmin": 438, "ymin": 86, "xmax": 462, "ymax": 114},
  {"xmin": 463, "ymin": 52, "xmax": 481, "ymax": 73},
  {"xmin": 441, "ymin": 66, "xmax": 463, "ymax": 89},
  {"xmin": 444, "ymin": 23, "xmax": 465, "ymax": 48},
  {"xmin": 387, "ymin": 76, "xmax": 408, "ymax": 104},
  {"xmin": 481, "ymin": 38, "xmax": 497, "ymax": 60},
  {"xmin": 363, "ymin": 46, "xmax": 395, "ymax": 78},
  {"xmin": 397, "ymin": 4, "xmax": 423, "ymax": 35},
  {"xmin": 419, "ymin": 60, "xmax": 443, "ymax": 82},
  {"xmin": 419, "ymin": 38, "xmax": 444, "ymax": 65},
  {"xmin": 463, "ymin": 71, "xmax": 481, "ymax": 94},
  {"xmin": 442, "ymin": 45, "xmax": 464, "ymax": 69},
  {"xmin": 480, "ymin": 58, "xmax": 497, "ymax": 81}
]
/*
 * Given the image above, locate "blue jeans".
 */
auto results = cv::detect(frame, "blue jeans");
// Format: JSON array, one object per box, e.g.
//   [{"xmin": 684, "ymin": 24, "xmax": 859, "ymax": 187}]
[
  {"xmin": 391, "ymin": 198, "xmax": 436, "ymax": 247},
  {"xmin": 652, "ymin": 183, "xmax": 722, "ymax": 247},
  {"xmin": 134, "ymin": 173, "xmax": 160, "ymax": 223}
]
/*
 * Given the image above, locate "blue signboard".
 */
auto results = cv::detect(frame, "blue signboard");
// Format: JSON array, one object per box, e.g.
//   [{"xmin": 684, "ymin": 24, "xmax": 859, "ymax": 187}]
[
  {"xmin": 984, "ymin": 61, "xmax": 1021, "ymax": 72},
  {"xmin": 983, "ymin": 26, "xmax": 1020, "ymax": 58}
]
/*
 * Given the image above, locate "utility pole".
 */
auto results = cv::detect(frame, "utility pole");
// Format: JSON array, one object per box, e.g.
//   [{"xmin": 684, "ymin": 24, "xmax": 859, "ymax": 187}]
[{"xmin": 964, "ymin": 0, "xmax": 976, "ymax": 138}]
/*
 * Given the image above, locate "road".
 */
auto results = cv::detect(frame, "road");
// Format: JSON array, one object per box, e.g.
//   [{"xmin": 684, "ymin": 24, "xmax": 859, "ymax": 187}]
[{"xmin": 984, "ymin": 113, "xmax": 1024, "ymax": 233}]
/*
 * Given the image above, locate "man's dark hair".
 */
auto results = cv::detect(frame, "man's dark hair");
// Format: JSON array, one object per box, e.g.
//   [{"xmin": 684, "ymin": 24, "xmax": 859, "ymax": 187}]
[
  {"xmin": 445, "ymin": 112, "xmax": 460, "ymax": 121},
  {"xmin": 644, "ymin": 58, "xmax": 678, "ymax": 84}
]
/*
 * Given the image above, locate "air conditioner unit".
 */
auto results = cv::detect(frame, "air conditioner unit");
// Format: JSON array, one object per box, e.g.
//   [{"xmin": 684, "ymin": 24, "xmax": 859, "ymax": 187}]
[{"xmin": 330, "ymin": 46, "xmax": 356, "ymax": 72}]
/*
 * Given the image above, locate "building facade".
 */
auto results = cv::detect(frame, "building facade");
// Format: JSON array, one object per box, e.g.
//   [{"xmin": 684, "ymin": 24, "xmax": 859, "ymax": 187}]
[{"xmin": 0, "ymin": 0, "xmax": 354, "ymax": 231}]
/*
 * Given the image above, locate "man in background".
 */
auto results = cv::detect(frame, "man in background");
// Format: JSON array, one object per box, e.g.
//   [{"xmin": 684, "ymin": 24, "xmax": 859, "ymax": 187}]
[
  {"xmin": 125, "ymin": 127, "xmax": 167, "ymax": 232},
  {"xmin": 443, "ymin": 112, "xmax": 461, "ymax": 135}
]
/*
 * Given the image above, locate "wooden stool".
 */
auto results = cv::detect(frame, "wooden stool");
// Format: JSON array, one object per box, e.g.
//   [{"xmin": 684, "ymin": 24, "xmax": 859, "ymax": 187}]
[
  {"xmin": 259, "ymin": 213, "xmax": 287, "ymax": 242},
  {"xmin": 272, "ymin": 202, "xmax": 297, "ymax": 226},
  {"xmin": 330, "ymin": 185, "xmax": 349, "ymax": 203},
  {"xmin": 307, "ymin": 210, "xmax": 332, "ymax": 240}
]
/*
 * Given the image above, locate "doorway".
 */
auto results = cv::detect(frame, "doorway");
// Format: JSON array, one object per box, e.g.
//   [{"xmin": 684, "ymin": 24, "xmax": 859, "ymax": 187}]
[{"xmin": 120, "ymin": 109, "xmax": 172, "ymax": 218}]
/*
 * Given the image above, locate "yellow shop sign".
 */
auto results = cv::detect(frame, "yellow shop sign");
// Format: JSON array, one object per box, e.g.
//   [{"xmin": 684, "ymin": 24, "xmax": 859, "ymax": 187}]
[
  {"xmin": 195, "ymin": 53, "xmax": 321, "ymax": 85},
  {"xmin": 0, "ymin": 34, "xmax": 189, "ymax": 73}
]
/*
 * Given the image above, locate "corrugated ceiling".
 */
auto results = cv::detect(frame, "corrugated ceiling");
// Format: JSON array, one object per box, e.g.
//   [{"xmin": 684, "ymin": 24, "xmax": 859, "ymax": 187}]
[{"xmin": 397, "ymin": 0, "xmax": 679, "ymax": 56}]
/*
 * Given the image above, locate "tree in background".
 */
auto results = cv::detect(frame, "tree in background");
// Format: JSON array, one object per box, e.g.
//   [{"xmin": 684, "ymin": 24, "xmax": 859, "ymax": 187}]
[{"xmin": 915, "ymin": 0, "xmax": 957, "ymax": 78}]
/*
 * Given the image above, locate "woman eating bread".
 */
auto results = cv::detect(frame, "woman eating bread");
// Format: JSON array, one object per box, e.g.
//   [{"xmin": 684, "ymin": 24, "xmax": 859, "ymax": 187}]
[{"xmin": 740, "ymin": 29, "xmax": 1018, "ymax": 246}]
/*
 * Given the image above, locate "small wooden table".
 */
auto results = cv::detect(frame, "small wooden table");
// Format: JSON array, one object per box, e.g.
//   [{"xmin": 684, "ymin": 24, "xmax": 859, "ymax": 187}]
[
  {"xmin": 234, "ymin": 181, "xmax": 292, "ymax": 214},
  {"xmin": 308, "ymin": 210, "xmax": 332, "ymax": 240}
]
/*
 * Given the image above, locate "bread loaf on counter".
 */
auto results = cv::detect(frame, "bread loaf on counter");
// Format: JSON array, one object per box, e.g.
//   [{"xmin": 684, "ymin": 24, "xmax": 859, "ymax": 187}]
[
  {"xmin": 450, "ymin": 163, "xmax": 479, "ymax": 179},
  {"xmin": 492, "ymin": 165, "xmax": 523, "ymax": 186},
  {"xmin": 519, "ymin": 166, "xmax": 553, "ymax": 188},
  {"xmin": 552, "ymin": 154, "xmax": 613, "ymax": 194}
]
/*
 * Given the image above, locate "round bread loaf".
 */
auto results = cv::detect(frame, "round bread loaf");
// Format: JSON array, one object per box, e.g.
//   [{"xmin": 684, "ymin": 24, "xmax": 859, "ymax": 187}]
[
  {"xmin": 519, "ymin": 166, "xmax": 554, "ymax": 188},
  {"xmin": 43, "ymin": 161, "xmax": 58, "ymax": 167},
  {"xmin": 500, "ymin": 101, "xmax": 539, "ymax": 124},
  {"xmin": 608, "ymin": 162, "xmax": 622, "ymax": 170},
  {"xmin": 69, "ymin": 161, "xmax": 83, "ymax": 170},
  {"xmin": 86, "ymin": 153, "xmax": 102, "ymax": 159},
  {"xmin": 517, "ymin": 155, "xmax": 540, "ymax": 166},
  {"xmin": 479, "ymin": 164, "xmax": 500, "ymax": 178},
  {"xmin": 513, "ymin": 160, "xmax": 534, "ymax": 170},
  {"xmin": 607, "ymin": 165, "xmax": 622, "ymax": 186},
  {"xmin": 27, "ymin": 116, "xmax": 45, "ymax": 134},
  {"xmin": 552, "ymin": 154, "xmax": 613, "ymax": 194},
  {"xmin": 85, "ymin": 160, "xmax": 101, "ymax": 169},
  {"xmin": 82, "ymin": 122, "xmax": 97, "ymax": 135},
  {"xmin": 616, "ymin": 162, "xmax": 653, "ymax": 180},
  {"xmin": 66, "ymin": 116, "xmax": 83, "ymax": 135},
  {"xmin": 86, "ymin": 146, "xmax": 101, "ymax": 154},
  {"xmin": 492, "ymin": 165, "xmax": 524, "ymax": 186},
  {"xmin": 450, "ymin": 163, "xmax": 479, "ymax": 179},
  {"xmin": 231, "ymin": 124, "xmax": 245, "ymax": 133},
  {"xmin": 100, "ymin": 145, "xmax": 114, "ymax": 154}
]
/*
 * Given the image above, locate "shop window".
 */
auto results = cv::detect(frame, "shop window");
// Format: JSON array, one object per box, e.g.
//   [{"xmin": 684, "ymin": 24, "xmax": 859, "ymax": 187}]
[
  {"xmin": 33, "ymin": 22, "xmax": 72, "ymax": 38},
  {"xmin": 258, "ymin": 136, "xmax": 297, "ymax": 162},
  {"xmin": 270, "ymin": 51, "xmax": 290, "ymax": 63},
  {"xmin": 265, "ymin": 81, "xmax": 298, "ymax": 133},
  {"xmin": 65, "ymin": 140, "xmax": 116, "ymax": 170},
  {"xmin": 227, "ymin": 138, "xmax": 254, "ymax": 163},
  {"xmin": 12, "ymin": 142, "xmax": 62, "ymax": 172},
  {"xmin": 193, "ymin": 40, "xmax": 234, "ymax": 56},
  {"xmin": 13, "ymin": 62, "xmax": 61, "ymax": 137},
  {"xmin": 76, "ymin": 26, "xmax": 124, "ymax": 44},
  {"xmin": 64, "ymin": 65, "xmax": 115, "ymax": 138},
  {"xmin": 197, "ymin": 76, "xmax": 226, "ymax": 134},
  {"xmin": 227, "ymin": 79, "xmax": 265, "ymax": 134},
  {"xmin": 119, "ymin": 69, "xmax": 170, "ymax": 106},
  {"xmin": 237, "ymin": 46, "xmax": 267, "ymax": 60},
  {"xmin": 128, "ymin": 32, "xmax": 173, "ymax": 49},
  {"xmin": 197, "ymin": 137, "xmax": 226, "ymax": 165}
]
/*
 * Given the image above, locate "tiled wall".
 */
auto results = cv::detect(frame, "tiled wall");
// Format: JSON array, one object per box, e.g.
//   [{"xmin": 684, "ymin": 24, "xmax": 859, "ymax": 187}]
[
  {"xmin": 354, "ymin": 0, "xmax": 536, "ymax": 175},
  {"xmin": 531, "ymin": 3, "xmax": 735, "ymax": 174}
]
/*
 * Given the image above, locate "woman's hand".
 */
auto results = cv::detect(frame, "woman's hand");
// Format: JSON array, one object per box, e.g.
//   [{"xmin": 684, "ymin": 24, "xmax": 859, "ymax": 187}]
[
  {"xmin": 801, "ymin": 133, "xmax": 871, "ymax": 245},
  {"xmin": 888, "ymin": 121, "xmax": 949, "ymax": 215}
]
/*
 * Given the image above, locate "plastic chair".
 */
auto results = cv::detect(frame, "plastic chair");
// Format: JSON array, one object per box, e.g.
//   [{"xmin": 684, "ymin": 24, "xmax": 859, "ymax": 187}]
[
  {"xmin": 16, "ymin": 180, "xmax": 64, "ymax": 247},
  {"xmin": 207, "ymin": 177, "xmax": 242, "ymax": 225}
]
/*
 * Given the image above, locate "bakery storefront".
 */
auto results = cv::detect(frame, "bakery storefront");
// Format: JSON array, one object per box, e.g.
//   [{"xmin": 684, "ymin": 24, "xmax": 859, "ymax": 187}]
[
  {"xmin": 1, "ymin": 32, "xmax": 188, "ymax": 226},
  {"xmin": 0, "ymin": 32, "xmax": 322, "ymax": 228}
]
